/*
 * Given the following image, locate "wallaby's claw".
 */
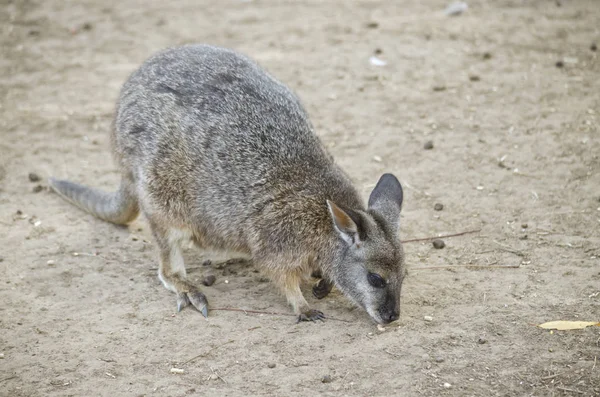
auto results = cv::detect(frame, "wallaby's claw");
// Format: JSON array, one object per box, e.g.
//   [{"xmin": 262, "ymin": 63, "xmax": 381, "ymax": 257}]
[
  {"xmin": 297, "ymin": 309, "xmax": 325, "ymax": 323},
  {"xmin": 177, "ymin": 293, "xmax": 190, "ymax": 312},
  {"xmin": 312, "ymin": 279, "xmax": 333, "ymax": 300},
  {"xmin": 176, "ymin": 291, "xmax": 208, "ymax": 317},
  {"xmin": 188, "ymin": 291, "xmax": 209, "ymax": 317}
]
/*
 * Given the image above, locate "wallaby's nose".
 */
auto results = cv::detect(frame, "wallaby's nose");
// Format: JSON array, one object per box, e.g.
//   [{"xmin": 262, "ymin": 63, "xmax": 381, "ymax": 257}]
[{"xmin": 383, "ymin": 311, "xmax": 399, "ymax": 323}]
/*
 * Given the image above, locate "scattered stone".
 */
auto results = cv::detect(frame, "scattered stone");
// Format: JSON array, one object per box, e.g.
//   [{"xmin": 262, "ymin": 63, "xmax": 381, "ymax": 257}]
[
  {"xmin": 435, "ymin": 356, "xmax": 445, "ymax": 363},
  {"xmin": 432, "ymin": 85, "xmax": 446, "ymax": 92},
  {"xmin": 377, "ymin": 324, "xmax": 386, "ymax": 332},
  {"xmin": 82, "ymin": 22, "xmax": 93, "ymax": 31},
  {"xmin": 16, "ymin": 210, "xmax": 22, "ymax": 215},
  {"xmin": 373, "ymin": 155, "xmax": 382, "ymax": 162},
  {"xmin": 482, "ymin": 52, "xmax": 492, "ymax": 60},
  {"xmin": 32, "ymin": 185, "xmax": 43, "ymax": 193},
  {"xmin": 519, "ymin": 235, "xmax": 528, "ymax": 240},
  {"xmin": 424, "ymin": 315, "xmax": 433, "ymax": 322},
  {"xmin": 267, "ymin": 363, "xmax": 276, "ymax": 369},
  {"xmin": 374, "ymin": 48, "xmax": 383, "ymax": 55},
  {"xmin": 555, "ymin": 60, "xmax": 564, "ymax": 68},
  {"xmin": 434, "ymin": 203, "xmax": 444, "ymax": 211},
  {"xmin": 432, "ymin": 239, "xmax": 445, "ymax": 249},
  {"xmin": 591, "ymin": 43, "xmax": 597, "ymax": 52},
  {"xmin": 424, "ymin": 140, "xmax": 434, "ymax": 150},
  {"xmin": 131, "ymin": 235, "xmax": 138, "ymax": 241},
  {"xmin": 476, "ymin": 185, "xmax": 484, "ymax": 191},
  {"xmin": 469, "ymin": 75, "xmax": 480, "ymax": 82},
  {"xmin": 443, "ymin": 382, "xmax": 452, "ymax": 389},
  {"xmin": 203, "ymin": 275, "xmax": 216, "ymax": 286},
  {"xmin": 478, "ymin": 337, "xmax": 487, "ymax": 344},
  {"xmin": 202, "ymin": 259, "xmax": 212, "ymax": 267},
  {"xmin": 321, "ymin": 375, "xmax": 333, "ymax": 383},
  {"xmin": 0, "ymin": 257, "xmax": 3, "ymax": 262},
  {"xmin": 0, "ymin": 353, "xmax": 4, "ymax": 359},
  {"xmin": 29, "ymin": 29, "xmax": 40, "ymax": 36},
  {"xmin": 521, "ymin": 223, "xmax": 528, "ymax": 229},
  {"xmin": 445, "ymin": 2, "xmax": 468, "ymax": 16},
  {"xmin": 170, "ymin": 368, "xmax": 184, "ymax": 374},
  {"xmin": 28, "ymin": 172, "xmax": 41, "ymax": 182},
  {"xmin": 47, "ymin": 260, "xmax": 55, "ymax": 266},
  {"xmin": 366, "ymin": 21, "xmax": 379, "ymax": 29}
]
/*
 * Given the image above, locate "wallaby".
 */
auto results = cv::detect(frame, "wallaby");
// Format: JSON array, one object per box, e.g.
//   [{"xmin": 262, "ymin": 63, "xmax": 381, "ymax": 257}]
[{"xmin": 49, "ymin": 44, "xmax": 406, "ymax": 324}]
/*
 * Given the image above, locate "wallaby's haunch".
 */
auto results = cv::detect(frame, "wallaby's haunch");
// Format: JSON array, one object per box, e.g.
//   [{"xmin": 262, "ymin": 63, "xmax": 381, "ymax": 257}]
[{"xmin": 50, "ymin": 45, "xmax": 406, "ymax": 324}]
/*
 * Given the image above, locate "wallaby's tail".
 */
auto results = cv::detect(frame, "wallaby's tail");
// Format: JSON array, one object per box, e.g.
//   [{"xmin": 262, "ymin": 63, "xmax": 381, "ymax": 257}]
[{"xmin": 48, "ymin": 177, "xmax": 139, "ymax": 225}]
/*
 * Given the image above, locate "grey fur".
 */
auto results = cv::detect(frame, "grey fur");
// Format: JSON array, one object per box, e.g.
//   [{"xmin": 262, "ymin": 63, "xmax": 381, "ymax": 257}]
[{"xmin": 49, "ymin": 44, "xmax": 406, "ymax": 324}]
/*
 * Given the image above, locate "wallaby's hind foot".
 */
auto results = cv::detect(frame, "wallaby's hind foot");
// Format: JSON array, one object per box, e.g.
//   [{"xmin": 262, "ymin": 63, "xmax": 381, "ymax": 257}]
[
  {"xmin": 48, "ymin": 177, "xmax": 139, "ymax": 225},
  {"xmin": 312, "ymin": 279, "xmax": 333, "ymax": 300},
  {"xmin": 151, "ymin": 221, "xmax": 209, "ymax": 317}
]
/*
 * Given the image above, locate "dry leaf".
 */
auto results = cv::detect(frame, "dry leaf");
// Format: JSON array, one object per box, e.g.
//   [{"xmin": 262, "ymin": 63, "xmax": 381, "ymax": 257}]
[{"xmin": 538, "ymin": 321, "xmax": 599, "ymax": 330}]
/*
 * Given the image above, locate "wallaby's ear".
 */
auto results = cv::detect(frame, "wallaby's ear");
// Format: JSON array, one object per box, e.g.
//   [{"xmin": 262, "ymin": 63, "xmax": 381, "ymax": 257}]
[
  {"xmin": 327, "ymin": 200, "xmax": 361, "ymax": 245},
  {"xmin": 368, "ymin": 173, "xmax": 403, "ymax": 230}
]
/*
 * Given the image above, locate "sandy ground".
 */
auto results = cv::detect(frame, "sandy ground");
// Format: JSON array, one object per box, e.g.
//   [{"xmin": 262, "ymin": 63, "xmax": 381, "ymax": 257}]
[{"xmin": 1, "ymin": 0, "xmax": 599, "ymax": 396}]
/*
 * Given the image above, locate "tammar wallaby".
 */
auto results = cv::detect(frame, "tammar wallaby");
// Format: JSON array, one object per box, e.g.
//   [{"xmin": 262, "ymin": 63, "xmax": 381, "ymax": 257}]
[{"xmin": 49, "ymin": 44, "xmax": 406, "ymax": 324}]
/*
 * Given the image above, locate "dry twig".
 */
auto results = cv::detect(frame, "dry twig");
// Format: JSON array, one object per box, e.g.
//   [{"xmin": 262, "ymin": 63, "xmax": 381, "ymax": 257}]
[
  {"xmin": 211, "ymin": 307, "xmax": 351, "ymax": 322},
  {"xmin": 401, "ymin": 229, "xmax": 481, "ymax": 243}
]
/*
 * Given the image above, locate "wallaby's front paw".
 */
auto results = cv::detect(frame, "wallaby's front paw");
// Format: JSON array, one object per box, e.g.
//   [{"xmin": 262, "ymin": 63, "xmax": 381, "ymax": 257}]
[
  {"xmin": 297, "ymin": 309, "xmax": 325, "ymax": 323},
  {"xmin": 312, "ymin": 279, "xmax": 333, "ymax": 300},
  {"xmin": 176, "ymin": 291, "xmax": 208, "ymax": 317}
]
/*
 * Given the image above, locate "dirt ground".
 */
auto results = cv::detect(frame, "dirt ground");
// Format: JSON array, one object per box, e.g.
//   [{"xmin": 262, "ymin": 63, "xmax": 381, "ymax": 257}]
[{"xmin": 1, "ymin": 0, "xmax": 599, "ymax": 396}]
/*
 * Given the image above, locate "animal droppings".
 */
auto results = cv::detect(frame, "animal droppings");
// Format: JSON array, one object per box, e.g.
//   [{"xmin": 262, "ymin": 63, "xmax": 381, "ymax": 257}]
[
  {"xmin": 432, "ymin": 239, "xmax": 445, "ymax": 249},
  {"xmin": 424, "ymin": 141, "xmax": 434, "ymax": 150},
  {"xmin": 203, "ymin": 275, "xmax": 216, "ymax": 286},
  {"xmin": 28, "ymin": 172, "xmax": 41, "ymax": 182},
  {"xmin": 434, "ymin": 203, "xmax": 444, "ymax": 211}
]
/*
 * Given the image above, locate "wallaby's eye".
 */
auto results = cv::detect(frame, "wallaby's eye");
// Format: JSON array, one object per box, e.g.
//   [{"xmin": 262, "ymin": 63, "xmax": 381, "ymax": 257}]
[{"xmin": 367, "ymin": 272, "xmax": 386, "ymax": 288}]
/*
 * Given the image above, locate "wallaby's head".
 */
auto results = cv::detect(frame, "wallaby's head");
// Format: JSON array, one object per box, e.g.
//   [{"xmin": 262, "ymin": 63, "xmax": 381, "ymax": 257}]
[{"xmin": 327, "ymin": 173, "xmax": 405, "ymax": 324}]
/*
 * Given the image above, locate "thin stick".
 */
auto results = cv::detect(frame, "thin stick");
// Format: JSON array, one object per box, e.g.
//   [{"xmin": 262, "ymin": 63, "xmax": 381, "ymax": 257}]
[
  {"xmin": 182, "ymin": 340, "xmax": 234, "ymax": 365},
  {"xmin": 0, "ymin": 375, "xmax": 17, "ymax": 383},
  {"xmin": 411, "ymin": 264, "xmax": 520, "ymax": 271},
  {"xmin": 401, "ymin": 229, "xmax": 481, "ymax": 243},
  {"xmin": 541, "ymin": 372, "xmax": 563, "ymax": 380},
  {"xmin": 210, "ymin": 367, "xmax": 227, "ymax": 384},
  {"xmin": 211, "ymin": 307, "xmax": 351, "ymax": 322},
  {"xmin": 556, "ymin": 386, "xmax": 583, "ymax": 395}
]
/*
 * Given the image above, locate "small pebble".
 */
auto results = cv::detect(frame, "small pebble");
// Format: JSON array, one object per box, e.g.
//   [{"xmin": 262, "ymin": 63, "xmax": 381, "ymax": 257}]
[
  {"xmin": 591, "ymin": 43, "xmax": 597, "ymax": 52},
  {"xmin": 267, "ymin": 363, "xmax": 276, "ymax": 369},
  {"xmin": 424, "ymin": 315, "xmax": 433, "ymax": 322},
  {"xmin": 202, "ymin": 259, "xmax": 212, "ymax": 267},
  {"xmin": 434, "ymin": 203, "xmax": 444, "ymax": 211},
  {"xmin": 424, "ymin": 140, "xmax": 434, "ymax": 150},
  {"xmin": 47, "ymin": 260, "xmax": 55, "ymax": 266},
  {"xmin": 82, "ymin": 22, "xmax": 93, "ymax": 31},
  {"xmin": 555, "ymin": 60, "xmax": 564, "ymax": 68},
  {"xmin": 432, "ymin": 85, "xmax": 446, "ymax": 92},
  {"xmin": 16, "ymin": 210, "xmax": 22, "ymax": 215},
  {"xmin": 432, "ymin": 239, "xmax": 445, "ymax": 249},
  {"xmin": 366, "ymin": 21, "xmax": 379, "ymax": 29},
  {"xmin": 0, "ymin": 257, "xmax": 3, "ymax": 262},
  {"xmin": 170, "ymin": 368, "xmax": 184, "ymax": 374},
  {"xmin": 224, "ymin": 280, "xmax": 229, "ymax": 284},
  {"xmin": 521, "ymin": 223, "xmax": 528, "ymax": 229},
  {"xmin": 321, "ymin": 375, "xmax": 333, "ymax": 383},
  {"xmin": 482, "ymin": 52, "xmax": 492, "ymax": 60},
  {"xmin": 28, "ymin": 172, "xmax": 41, "ymax": 182},
  {"xmin": 202, "ymin": 275, "xmax": 216, "ymax": 286},
  {"xmin": 377, "ymin": 324, "xmax": 386, "ymax": 332},
  {"xmin": 443, "ymin": 382, "xmax": 452, "ymax": 389},
  {"xmin": 435, "ymin": 356, "xmax": 445, "ymax": 363},
  {"xmin": 469, "ymin": 75, "xmax": 481, "ymax": 82},
  {"xmin": 374, "ymin": 48, "xmax": 383, "ymax": 55},
  {"xmin": 476, "ymin": 185, "xmax": 484, "ymax": 191},
  {"xmin": 478, "ymin": 337, "xmax": 487, "ymax": 344},
  {"xmin": 373, "ymin": 155, "xmax": 382, "ymax": 162},
  {"xmin": 0, "ymin": 353, "xmax": 4, "ymax": 359},
  {"xmin": 32, "ymin": 185, "xmax": 43, "ymax": 193}
]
